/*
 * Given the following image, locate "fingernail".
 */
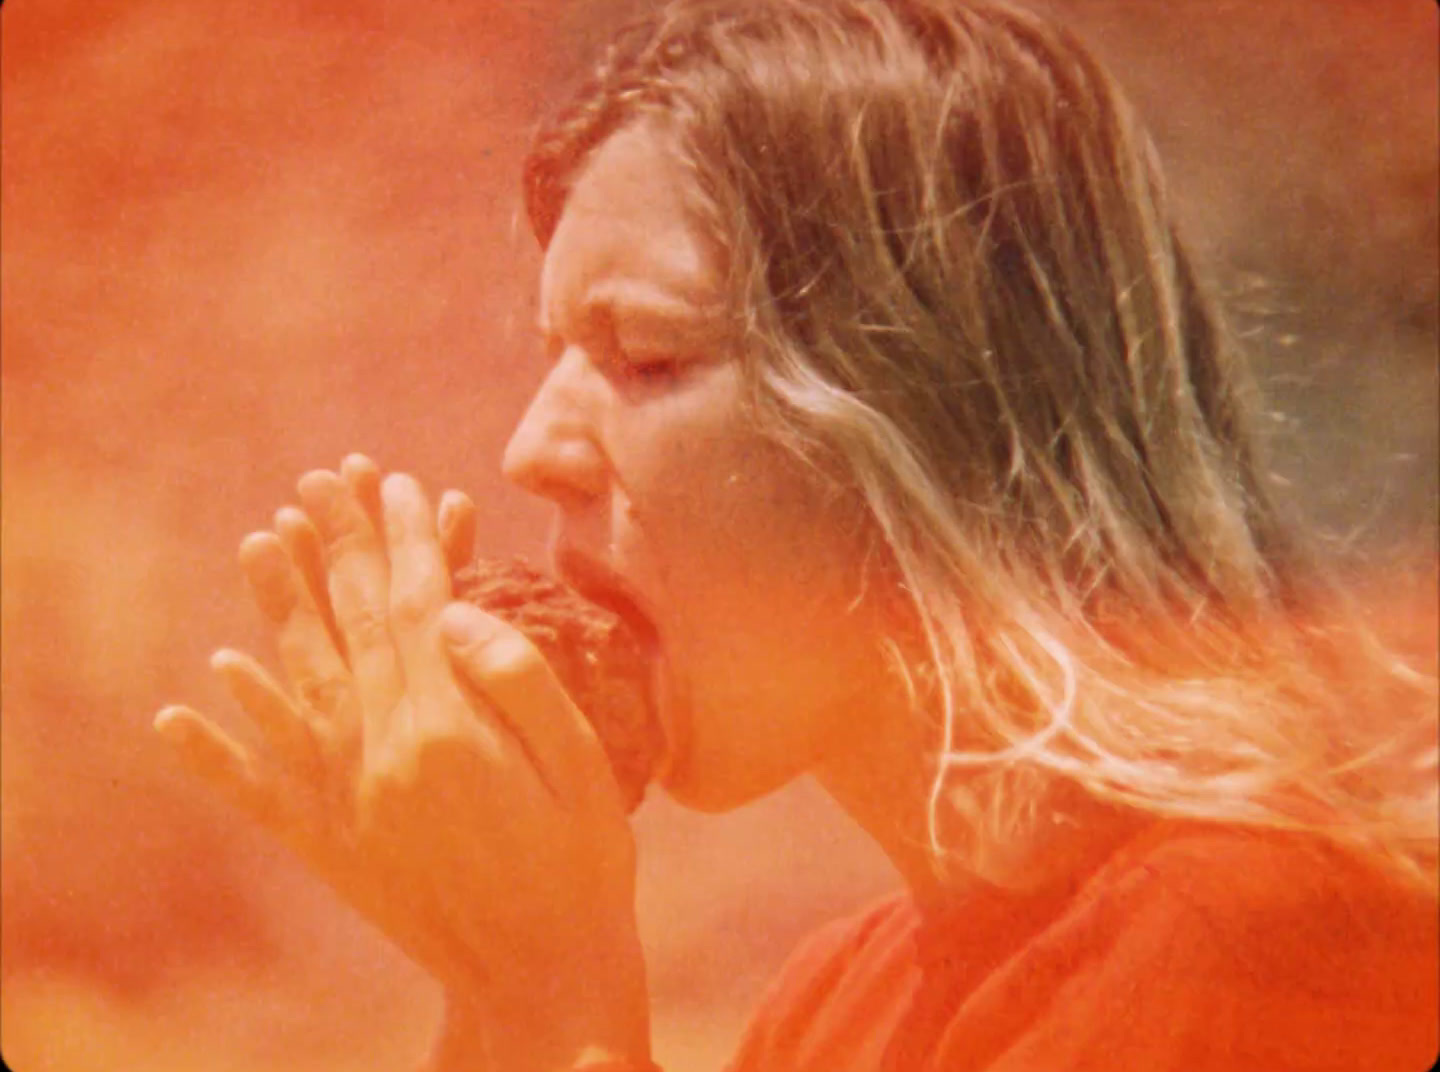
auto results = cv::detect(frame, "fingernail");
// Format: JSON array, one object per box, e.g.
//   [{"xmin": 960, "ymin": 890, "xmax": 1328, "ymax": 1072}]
[
  {"xmin": 208, "ymin": 649, "xmax": 241, "ymax": 675},
  {"xmin": 439, "ymin": 602, "xmax": 474, "ymax": 643},
  {"xmin": 237, "ymin": 536, "xmax": 295, "ymax": 621},
  {"xmin": 341, "ymin": 453, "xmax": 379, "ymax": 484},
  {"xmin": 296, "ymin": 469, "xmax": 336, "ymax": 504},
  {"xmin": 153, "ymin": 706, "xmax": 190, "ymax": 737},
  {"xmin": 296, "ymin": 471, "xmax": 345, "ymax": 536},
  {"xmin": 380, "ymin": 473, "xmax": 429, "ymax": 541},
  {"xmin": 273, "ymin": 505, "xmax": 310, "ymax": 536}
]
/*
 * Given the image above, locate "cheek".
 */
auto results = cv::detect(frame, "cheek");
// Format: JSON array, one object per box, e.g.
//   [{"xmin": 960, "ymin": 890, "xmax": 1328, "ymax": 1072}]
[
  {"xmin": 638, "ymin": 472, "xmax": 853, "ymax": 622},
  {"xmin": 618, "ymin": 415, "xmax": 875, "ymax": 643},
  {"xmin": 639, "ymin": 470, "xmax": 879, "ymax": 756}
]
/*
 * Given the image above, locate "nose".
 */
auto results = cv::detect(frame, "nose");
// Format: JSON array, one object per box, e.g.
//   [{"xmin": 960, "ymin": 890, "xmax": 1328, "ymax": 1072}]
[{"xmin": 501, "ymin": 349, "xmax": 608, "ymax": 507}]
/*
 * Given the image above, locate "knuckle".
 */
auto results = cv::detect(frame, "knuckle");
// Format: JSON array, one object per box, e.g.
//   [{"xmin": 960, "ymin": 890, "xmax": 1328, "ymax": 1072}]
[
  {"xmin": 389, "ymin": 584, "xmax": 435, "ymax": 632},
  {"xmin": 365, "ymin": 752, "xmax": 418, "ymax": 798},
  {"xmin": 369, "ymin": 720, "xmax": 494, "ymax": 787},
  {"xmin": 324, "ymin": 523, "xmax": 369, "ymax": 562},
  {"xmin": 465, "ymin": 625, "xmax": 545, "ymax": 686},
  {"xmin": 359, "ymin": 734, "xmax": 483, "ymax": 833},
  {"xmin": 410, "ymin": 733, "xmax": 479, "ymax": 786},
  {"xmin": 344, "ymin": 603, "xmax": 392, "ymax": 651},
  {"xmin": 312, "ymin": 718, "xmax": 360, "ymax": 765},
  {"xmin": 357, "ymin": 753, "xmax": 413, "ymax": 828},
  {"xmin": 296, "ymin": 673, "xmax": 348, "ymax": 714}
]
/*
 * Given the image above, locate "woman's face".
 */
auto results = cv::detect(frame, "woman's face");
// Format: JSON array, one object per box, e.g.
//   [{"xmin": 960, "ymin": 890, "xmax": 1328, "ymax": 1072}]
[{"xmin": 502, "ymin": 123, "xmax": 899, "ymax": 812}]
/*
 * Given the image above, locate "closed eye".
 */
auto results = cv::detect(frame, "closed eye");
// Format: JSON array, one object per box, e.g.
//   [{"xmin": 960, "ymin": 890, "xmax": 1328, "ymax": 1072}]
[{"xmin": 621, "ymin": 353, "xmax": 681, "ymax": 382}]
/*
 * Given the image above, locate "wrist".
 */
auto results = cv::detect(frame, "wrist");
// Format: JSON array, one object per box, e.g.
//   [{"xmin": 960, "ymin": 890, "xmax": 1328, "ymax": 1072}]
[
  {"xmin": 572, "ymin": 1057, "xmax": 663, "ymax": 1072},
  {"xmin": 485, "ymin": 971, "xmax": 652, "ymax": 1072},
  {"xmin": 431, "ymin": 937, "xmax": 651, "ymax": 1072}
]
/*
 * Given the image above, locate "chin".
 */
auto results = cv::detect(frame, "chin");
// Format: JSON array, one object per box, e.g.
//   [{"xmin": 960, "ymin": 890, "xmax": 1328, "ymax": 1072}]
[{"xmin": 655, "ymin": 750, "xmax": 797, "ymax": 814}]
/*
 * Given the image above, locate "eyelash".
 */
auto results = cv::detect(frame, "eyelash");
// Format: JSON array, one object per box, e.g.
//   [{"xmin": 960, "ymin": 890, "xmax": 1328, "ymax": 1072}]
[
  {"xmin": 538, "ymin": 324, "xmax": 682, "ymax": 385},
  {"xmin": 622, "ymin": 354, "xmax": 680, "ymax": 382}
]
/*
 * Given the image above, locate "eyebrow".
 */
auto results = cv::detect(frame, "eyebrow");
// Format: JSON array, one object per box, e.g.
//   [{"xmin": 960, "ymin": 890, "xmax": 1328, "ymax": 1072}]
[{"xmin": 537, "ymin": 278, "xmax": 724, "ymax": 346}]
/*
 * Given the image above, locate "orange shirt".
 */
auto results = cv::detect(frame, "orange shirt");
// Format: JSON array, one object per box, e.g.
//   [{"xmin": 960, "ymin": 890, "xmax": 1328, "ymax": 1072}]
[{"xmin": 727, "ymin": 823, "xmax": 1439, "ymax": 1072}]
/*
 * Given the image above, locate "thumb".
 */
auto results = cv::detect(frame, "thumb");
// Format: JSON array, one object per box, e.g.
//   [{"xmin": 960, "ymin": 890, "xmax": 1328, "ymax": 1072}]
[{"xmin": 439, "ymin": 601, "xmax": 610, "ymax": 804}]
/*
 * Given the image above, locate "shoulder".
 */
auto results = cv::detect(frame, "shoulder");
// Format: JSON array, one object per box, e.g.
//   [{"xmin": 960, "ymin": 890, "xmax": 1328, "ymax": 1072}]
[
  {"xmin": 1087, "ymin": 823, "xmax": 1436, "ymax": 970},
  {"xmin": 969, "ymin": 822, "xmax": 1440, "ymax": 1071}
]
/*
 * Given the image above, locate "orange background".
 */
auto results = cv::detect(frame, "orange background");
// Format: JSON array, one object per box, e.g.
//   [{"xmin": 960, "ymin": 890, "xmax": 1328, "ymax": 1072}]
[{"xmin": 2, "ymin": 1, "xmax": 1435, "ymax": 1069}]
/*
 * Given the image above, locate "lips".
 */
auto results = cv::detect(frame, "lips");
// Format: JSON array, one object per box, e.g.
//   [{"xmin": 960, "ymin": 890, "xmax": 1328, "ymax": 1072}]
[
  {"xmin": 452, "ymin": 555, "xmax": 667, "ymax": 809},
  {"xmin": 553, "ymin": 547, "xmax": 661, "ymax": 655},
  {"xmin": 552, "ymin": 546, "xmax": 677, "ymax": 783}
]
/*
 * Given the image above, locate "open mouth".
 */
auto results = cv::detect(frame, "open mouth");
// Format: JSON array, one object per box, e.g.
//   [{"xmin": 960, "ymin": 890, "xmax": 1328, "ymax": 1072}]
[
  {"xmin": 455, "ymin": 553, "xmax": 671, "ymax": 806},
  {"xmin": 553, "ymin": 549, "xmax": 660, "ymax": 655},
  {"xmin": 553, "ymin": 547, "xmax": 676, "ymax": 782}
]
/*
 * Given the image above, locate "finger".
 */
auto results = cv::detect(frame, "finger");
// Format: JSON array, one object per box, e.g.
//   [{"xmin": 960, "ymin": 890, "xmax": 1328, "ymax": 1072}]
[
  {"xmin": 297, "ymin": 469, "xmax": 404, "ymax": 717},
  {"xmin": 210, "ymin": 648, "xmax": 327, "ymax": 781},
  {"xmin": 382, "ymin": 474, "xmax": 452, "ymax": 685},
  {"xmin": 274, "ymin": 506, "xmax": 345, "ymax": 657},
  {"xmin": 439, "ymin": 600, "xmax": 610, "ymax": 808},
  {"xmin": 341, "ymin": 453, "xmax": 384, "ymax": 537},
  {"xmin": 155, "ymin": 706, "xmax": 340, "ymax": 873},
  {"xmin": 437, "ymin": 489, "xmax": 477, "ymax": 577},
  {"xmin": 154, "ymin": 705, "xmax": 287, "ymax": 829},
  {"xmin": 238, "ymin": 532, "xmax": 356, "ymax": 736}
]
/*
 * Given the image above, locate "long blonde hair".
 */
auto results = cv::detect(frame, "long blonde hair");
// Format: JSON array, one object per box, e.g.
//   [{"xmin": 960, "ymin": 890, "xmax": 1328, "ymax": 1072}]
[{"xmin": 524, "ymin": 0, "xmax": 1438, "ymax": 889}]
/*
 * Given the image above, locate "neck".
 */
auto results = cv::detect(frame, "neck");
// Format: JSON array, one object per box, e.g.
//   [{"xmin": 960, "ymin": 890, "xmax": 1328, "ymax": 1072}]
[
  {"xmin": 810, "ymin": 687, "xmax": 957, "ymax": 911},
  {"xmin": 813, "ymin": 688, "xmax": 1149, "ymax": 909}
]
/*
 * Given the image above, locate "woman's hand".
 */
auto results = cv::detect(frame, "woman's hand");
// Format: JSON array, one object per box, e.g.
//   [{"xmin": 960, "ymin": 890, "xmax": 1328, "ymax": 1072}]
[{"xmin": 154, "ymin": 455, "xmax": 651, "ymax": 1072}]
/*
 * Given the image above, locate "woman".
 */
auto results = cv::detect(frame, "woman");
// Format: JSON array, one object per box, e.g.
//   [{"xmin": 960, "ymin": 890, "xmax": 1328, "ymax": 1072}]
[{"xmin": 156, "ymin": 0, "xmax": 1439, "ymax": 1069}]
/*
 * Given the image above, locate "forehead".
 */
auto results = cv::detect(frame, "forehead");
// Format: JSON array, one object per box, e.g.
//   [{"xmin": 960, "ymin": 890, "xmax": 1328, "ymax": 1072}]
[{"xmin": 539, "ymin": 123, "xmax": 726, "ymax": 327}]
